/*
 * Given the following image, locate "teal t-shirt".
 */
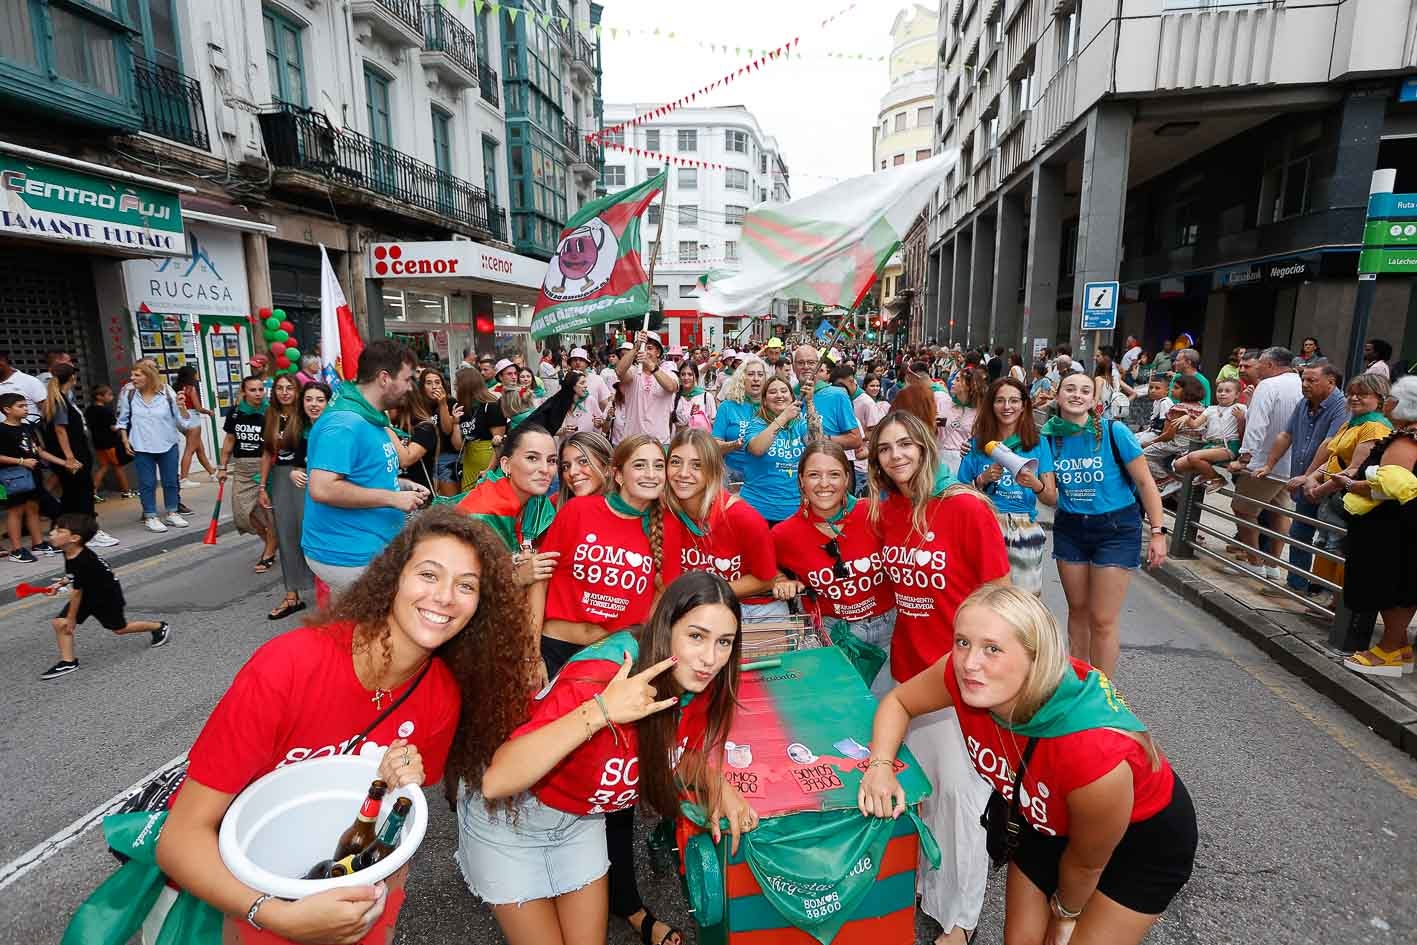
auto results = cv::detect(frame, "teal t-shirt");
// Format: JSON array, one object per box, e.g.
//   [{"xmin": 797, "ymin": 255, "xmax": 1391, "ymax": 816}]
[
  {"xmin": 739, "ymin": 415, "xmax": 808, "ymax": 522},
  {"xmin": 1049, "ymin": 421, "xmax": 1142, "ymax": 516},
  {"xmin": 712, "ymin": 399, "xmax": 757, "ymax": 473},
  {"xmin": 958, "ymin": 437, "xmax": 1056, "ymax": 520},
  {"xmin": 1195, "ymin": 373, "xmax": 1213, "ymax": 407},
  {"xmin": 302, "ymin": 411, "xmax": 406, "ymax": 567},
  {"xmin": 802, "ymin": 385, "xmax": 860, "ymax": 439}
]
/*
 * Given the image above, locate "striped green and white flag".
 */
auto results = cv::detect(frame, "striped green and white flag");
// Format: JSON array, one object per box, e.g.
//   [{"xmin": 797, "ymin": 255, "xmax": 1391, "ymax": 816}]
[{"xmin": 699, "ymin": 152, "xmax": 955, "ymax": 315}]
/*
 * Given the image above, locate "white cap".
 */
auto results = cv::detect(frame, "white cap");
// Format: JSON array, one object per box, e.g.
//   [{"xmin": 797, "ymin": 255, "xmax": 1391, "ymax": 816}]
[
  {"xmin": 618, "ymin": 341, "xmax": 635, "ymax": 351},
  {"xmin": 493, "ymin": 358, "xmax": 515, "ymax": 374},
  {"xmin": 643, "ymin": 330, "xmax": 664, "ymax": 348},
  {"xmin": 568, "ymin": 347, "xmax": 590, "ymax": 362},
  {"xmin": 722, "ymin": 348, "xmax": 738, "ymax": 361}
]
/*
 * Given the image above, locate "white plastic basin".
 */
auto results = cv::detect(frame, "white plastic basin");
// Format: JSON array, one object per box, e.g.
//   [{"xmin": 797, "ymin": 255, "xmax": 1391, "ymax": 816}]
[{"xmin": 218, "ymin": 755, "xmax": 427, "ymax": 899}]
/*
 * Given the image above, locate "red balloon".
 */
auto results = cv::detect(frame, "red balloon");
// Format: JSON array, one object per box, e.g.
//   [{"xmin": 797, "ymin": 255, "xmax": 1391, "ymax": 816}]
[
  {"xmin": 270, "ymin": 342, "xmax": 287, "ymax": 357},
  {"xmin": 258, "ymin": 307, "xmax": 272, "ymax": 319},
  {"xmin": 279, "ymin": 321, "xmax": 294, "ymax": 334},
  {"xmin": 275, "ymin": 355, "xmax": 292, "ymax": 370}
]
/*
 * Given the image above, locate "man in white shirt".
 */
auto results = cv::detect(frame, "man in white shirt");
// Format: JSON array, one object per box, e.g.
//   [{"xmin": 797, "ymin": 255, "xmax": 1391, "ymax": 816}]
[
  {"xmin": 567, "ymin": 347, "xmax": 610, "ymax": 408},
  {"xmin": 615, "ymin": 330, "xmax": 677, "ymax": 443},
  {"xmin": 1228, "ymin": 346, "xmax": 1303, "ymax": 577},
  {"xmin": 1119, "ymin": 335, "xmax": 1143, "ymax": 375},
  {"xmin": 0, "ymin": 351, "xmax": 48, "ymax": 418}
]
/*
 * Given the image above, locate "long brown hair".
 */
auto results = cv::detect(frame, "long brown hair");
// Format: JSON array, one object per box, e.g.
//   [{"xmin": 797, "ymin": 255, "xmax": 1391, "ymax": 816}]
[
  {"xmin": 664, "ymin": 427, "xmax": 727, "ymax": 525},
  {"xmin": 557, "ymin": 431, "xmax": 613, "ymax": 507},
  {"xmin": 756, "ymin": 376, "xmax": 795, "ymax": 423},
  {"xmin": 612, "ymin": 434, "xmax": 666, "ymax": 581},
  {"xmin": 455, "ymin": 366, "xmax": 498, "ymax": 407},
  {"xmin": 973, "ymin": 377, "xmax": 1039, "ymax": 451},
  {"xmin": 633, "ymin": 571, "xmax": 742, "ymax": 818},
  {"xmin": 866, "ymin": 410, "xmax": 940, "ymax": 534},
  {"xmin": 891, "ymin": 380, "xmax": 936, "ymax": 430},
  {"xmin": 263, "ymin": 374, "xmax": 304, "ymax": 454}
]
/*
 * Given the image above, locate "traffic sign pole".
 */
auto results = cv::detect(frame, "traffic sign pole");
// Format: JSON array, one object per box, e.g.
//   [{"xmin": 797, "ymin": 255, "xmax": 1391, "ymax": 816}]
[{"xmin": 1349, "ymin": 169, "xmax": 1396, "ymax": 382}]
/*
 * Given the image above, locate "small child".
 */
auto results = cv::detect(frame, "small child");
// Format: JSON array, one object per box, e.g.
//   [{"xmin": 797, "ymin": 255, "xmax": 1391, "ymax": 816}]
[
  {"xmin": 1, "ymin": 392, "xmax": 67, "ymax": 562},
  {"xmin": 1136, "ymin": 373, "xmax": 1176, "ymax": 447},
  {"xmin": 85, "ymin": 385, "xmax": 134, "ymax": 500},
  {"xmin": 1175, "ymin": 378, "xmax": 1247, "ymax": 486},
  {"xmin": 39, "ymin": 512, "xmax": 170, "ymax": 680},
  {"xmin": 1143, "ymin": 375, "xmax": 1207, "ymax": 495}
]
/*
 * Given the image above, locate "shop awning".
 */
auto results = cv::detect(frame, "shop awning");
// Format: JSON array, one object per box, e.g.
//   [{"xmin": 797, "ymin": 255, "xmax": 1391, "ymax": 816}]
[
  {"xmin": 367, "ymin": 239, "xmax": 546, "ymax": 305},
  {"xmin": 180, "ymin": 195, "xmax": 277, "ymax": 234}
]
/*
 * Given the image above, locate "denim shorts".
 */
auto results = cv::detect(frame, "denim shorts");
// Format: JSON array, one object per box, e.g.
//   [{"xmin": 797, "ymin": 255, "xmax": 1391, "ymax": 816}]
[
  {"xmin": 1052, "ymin": 504, "xmax": 1143, "ymax": 569},
  {"xmin": 456, "ymin": 785, "xmax": 608, "ymax": 905},
  {"xmin": 434, "ymin": 451, "xmax": 460, "ymax": 483}
]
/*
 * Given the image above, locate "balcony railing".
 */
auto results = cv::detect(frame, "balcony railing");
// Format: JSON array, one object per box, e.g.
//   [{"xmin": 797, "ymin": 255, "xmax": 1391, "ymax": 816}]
[
  {"xmin": 572, "ymin": 32, "xmax": 598, "ymax": 71},
  {"xmin": 560, "ymin": 120, "xmax": 578, "ymax": 153},
  {"xmin": 372, "ymin": 0, "xmax": 422, "ymax": 35},
  {"xmin": 133, "ymin": 56, "xmax": 210, "ymax": 150},
  {"xmin": 478, "ymin": 59, "xmax": 500, "ymax": 107},
  {"xmin": 422, "ymin": 4, "xmax": 477, "ymax": 76},
  {"xmin": 258, "ymin": 103, "xmax": 493, "ymax": 234}
]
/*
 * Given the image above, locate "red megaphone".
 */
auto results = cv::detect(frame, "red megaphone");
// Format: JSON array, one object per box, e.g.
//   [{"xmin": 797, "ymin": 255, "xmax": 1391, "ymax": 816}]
[{"xmin": 15, "ymin": 582, "xmax": 58, "ymax": 599}]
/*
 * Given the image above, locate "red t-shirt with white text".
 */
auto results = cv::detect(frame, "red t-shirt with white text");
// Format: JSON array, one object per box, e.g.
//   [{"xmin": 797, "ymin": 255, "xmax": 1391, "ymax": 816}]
[
  {"xmin": 663, "ymin": 497, "xmax": 777, "ymax": 602},
  {"xmin": 771, "ymin": 502, "xmax": 894, "ymax": 622},
  {"xmin": 541, "ymin": 495, "xmax": 658, "ymax": 629},
  {"xmin": 876, "ymin": 490, "xmax": 1009, "ymax": 681},
  {"xmin": 943, "ymin": 655, "xmax": 1176, "ymax": 836}
]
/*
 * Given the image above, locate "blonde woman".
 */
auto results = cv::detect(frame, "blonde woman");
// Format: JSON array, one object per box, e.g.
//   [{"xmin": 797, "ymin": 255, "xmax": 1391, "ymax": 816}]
[
  {"xmin": 862, "ymin": 584, "xmax": 1196, "ymax": 945},
  {"xmin": 116, "ymin": 361, "xmax": 199, "ymax": 532},
  {"xmin": 865, "ymin": 409, "xmax": 1008, "ymax": 945},
  {"xmin": 556, "ymin": 431, "xmax": 613, "ymax": 507},
  {"xmin": 712, "ymin": 355, "xmax": 768, "ymax": 487}
]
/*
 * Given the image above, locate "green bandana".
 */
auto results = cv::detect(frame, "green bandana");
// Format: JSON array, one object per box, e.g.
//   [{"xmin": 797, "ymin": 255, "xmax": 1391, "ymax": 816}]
[
  {"xmin": 792, "ymin": 380, "xmax": 831, "ymax": 398},
  {"xmin": 931, "ymin": 462, "xmax": 957, "ymax": 496},
  {"xmin": 931, "ymin": 381, "xmax": 947, "ymax": 394},
  {"xmin": 236, "ymin": 398, "xmax": 267, "ymax": 416},
  {"xmin": 997, "ymin": 665, "xmax": 1147, "ymax": 738},
  {"xmin": 508, "ymin": 406, "xmax": 536, "ymax": 429},
  {"xmin": 949, "ymin": 391, "xmax": 969, "ymax": 409},
  {"xmin": 826, "ymin": 493, "xmax": 857, "ymax": 525},
  {"xmin": 1039, "ymin": 415, "xmax": 1098, "ymax": 438},
  {"xmin": 324, "ymin": 381, "xmax": 389, "ymax": 428},
  {"xmin": 1347, "ymin": 411, "xmax": 1393, "ymax": 430},
  {"xmin": 607, "ymin": 492, "xmax": 653, "ymax": 538},
  {"xmin": 1000, "ymin": 433, "xmax": 1022, "ymax": 449},
  {"xmin": 687, "ymin": 385, "xmax": 705, "ymax": 397}
]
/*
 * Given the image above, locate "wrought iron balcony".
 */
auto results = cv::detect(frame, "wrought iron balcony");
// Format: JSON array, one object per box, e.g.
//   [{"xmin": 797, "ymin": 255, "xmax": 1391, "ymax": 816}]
[
  {"xmin": 351, "ymin": 0, "xmax": 423, "ymax": 47},
  {"xmin": 570, "ymin": 32, "xmax": 598, "ymax": 82},
  {"xmin": 567, "ymin": 123, "xmax": 599, "ymax": 178},
  {"xmin": 258, "ymin": 103, "xmax": 494, "ymax": 235},
  {"xmin": 478, "ymin": 59, "xmax": 500, "ymax": 108},
  {"xmin": 133, "ymin": 56, "xmax": 210, "ymax": 151},
  {"xmin": 421, "ymin": 4, "xmax": 477, "ymax": 87},
  {"xmin": 550, "ymin": 2, "xmax": 568, "ymax": 42}
]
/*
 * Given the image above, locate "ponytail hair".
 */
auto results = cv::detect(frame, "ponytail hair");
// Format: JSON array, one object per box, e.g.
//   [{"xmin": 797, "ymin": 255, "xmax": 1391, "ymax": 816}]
[{"xmin": 40, "ymin": 363, "xmax": 76, "ymax": 422}]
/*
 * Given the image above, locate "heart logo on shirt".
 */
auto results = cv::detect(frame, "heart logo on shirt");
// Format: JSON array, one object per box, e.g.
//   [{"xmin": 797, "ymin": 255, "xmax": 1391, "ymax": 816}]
[
  {"xmin": 713, "ymin": 557, "xmax": 734, "ymax": 572},
  {"xmin": 625, "ymin": 551, "xmax": 645, "ymax": 568},
  {"xmin": 914, "ymin": 550, "xmax": 933, "ymax": 566},
  {"xmin": 852, "ymin": 557, "xmax": 872, "ymax": 574}
]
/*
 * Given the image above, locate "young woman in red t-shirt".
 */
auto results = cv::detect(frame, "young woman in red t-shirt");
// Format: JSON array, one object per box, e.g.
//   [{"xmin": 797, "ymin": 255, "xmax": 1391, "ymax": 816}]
[
  {"xmin": 455, "ymin": 423, "xmax": 559, "ymax": 585},
  {"xmin": 865, "ymin": 409, "xmax": 1009, "ymax": 945},
  {"xmin": 861, "ymin": 583, "xmax": 1196, "ymax": 945},
  {"xmin": 771, "ymin": 440, "xmax": 896, "ymax": 695},
  {"xmin": 460, "ymin": 572, "xmax": 755, "ymax": 945},
  {"xmin": 155, "ymin": 509, "xmax": 531, "ymax": 945},
  {"xmin": 661, "ymin": 428, "xmax": 784, "ymax": 620}
]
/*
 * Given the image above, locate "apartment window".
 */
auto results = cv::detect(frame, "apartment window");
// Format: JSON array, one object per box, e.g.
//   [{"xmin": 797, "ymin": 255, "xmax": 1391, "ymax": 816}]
[
  {"xmin": 653, "ymin": 283, "xmax": 668, "ymax": 303},
  {"xmin": 364, "ymin": 67, "xmax": 392, "ymax": 145},
  {"xmin": 917, "ymin": 106, "xmax": 934, "ymax": 127},
  {"xmin": 678, "ymin": 241, "xmax": 698, "ymax": 262},
  {"xmin": 1261, "ymin": 140, "xmax": 1318, "ymax": 223},
  {"xmin": 646, "ymin": 240, "xmax": 659, "ymax": 260},
  {"xmin": 989, "ymin": 13, "xmax": 1003, "ymax": 45},
  {"xmin": 481, "ymin": 136, "xmax": 499, "ymax": 205},
  {"xmin": 679, "ymin": 204, "xmax": 698, "ymax": 226},
  {"xmin": 1174, "ymin": 198, "xmax": 1200, "ymax": 247},
  {"xmin": 894, "ymin": 112, "xmax": 907, "ymax": 133},
  {"xmin": 987, "ymin": 116, "xmax": 999, "ymax": 149},
  {"xmin": 725, "ymin": 168, "xmax": 749, "ymax": 191},
  {"xmin": 678, "ymin": 167, "xmax": 698, "ymax": 189},
  {"xmin": 263, "ymin": 6, "xmax": 307, "ymax": 107},
  {"xmin": 647, "ymin": 203, "xmax": 661, "ymax": 225},
  {"xmin": 725, "ymin": 129, "xmax": 749, "ymax": 153},
  {"xmin": 880, "ymin": 121, "xmax": 888, "ymax": 139},
  {"xmin": 1057, "ymin": 3, "xmax": 1082, "ymax": 65},
  {"xmin": 646, "ymin": 166, "xmax": 660, "ymax": 181},
  {"xmin": 893, "ymin": 154, "xmax": 906, "ymax": 166},
  {"xmin": 725, "ymin": 204, "xmax": 747, "ymax": 225},
  {"xmin": 20, "ymin": 2, "xmax": 133, "ymax": 100},
  {"xmin": 603, "ymin": 127, "xmax": 624, "ymax": 146},
  {"xmin": 758, "ymin": 187, "xmax": 767, "ymax": 202},
  {"xmin": 725, "ymin": 240, "xmax": 739, "ymax": 261},
  {"xmin": 915, "ymin": 148, "xmax": 932, "ymax": 161},
  {"xmin": 603, "ymin": 164, "xmax": 625, "ymax": 186},
  {"xmin": 679, "ymin": 284, "xmax": 698, "ymax": 298},
  {"xmin": 645, "ymin": 128, "xmax": 659, "ymax": 151},
  {"xmin": 431, "ymin": 107, "xmax": 453, "ymax": 174},
  {"xmin": 760, "ymin": 153, "xmax": 768, "ymax": 174},
  {"xmin": 677, "ymin": 128, "xmax": 697, "ymax": 151},
  {"xmin": 1011, "ymin": 69, "xmax": 1033, "ymax": 118},
  {"xmin": 881, "ymin": 160, "xmax": 887, "ymax": 169}
]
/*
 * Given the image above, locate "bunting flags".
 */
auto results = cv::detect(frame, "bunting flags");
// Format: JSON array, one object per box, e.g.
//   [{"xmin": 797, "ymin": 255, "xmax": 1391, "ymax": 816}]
[{"xmin": 600, "ymin": 141, "xmax": 725, "ymax": 170}]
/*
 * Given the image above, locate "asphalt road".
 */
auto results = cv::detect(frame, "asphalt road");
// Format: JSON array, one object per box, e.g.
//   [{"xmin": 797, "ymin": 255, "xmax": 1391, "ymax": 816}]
[{"xmin": 1, "ymin": 533, "xmax": 1414, "ymax": 945}]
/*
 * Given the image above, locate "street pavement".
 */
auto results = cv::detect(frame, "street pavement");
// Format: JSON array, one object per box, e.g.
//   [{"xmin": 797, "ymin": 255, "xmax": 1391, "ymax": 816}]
[{"xmin": 1, "ymin": 531, "xmax": 1414, "ymax": 945}]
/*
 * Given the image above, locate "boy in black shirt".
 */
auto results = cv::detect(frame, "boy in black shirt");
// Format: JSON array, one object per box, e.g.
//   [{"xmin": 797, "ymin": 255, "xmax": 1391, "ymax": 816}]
[{"xmin": 40, "ymin": 513, "xmax": 171, "ymax": 679}]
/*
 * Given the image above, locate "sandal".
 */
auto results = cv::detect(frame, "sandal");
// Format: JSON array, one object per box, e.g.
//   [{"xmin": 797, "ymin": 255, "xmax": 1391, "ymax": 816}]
[
  {"xmin": 633, "ymin": 909, "xmax": 682, "ymax": 945},
  {"xmin": 254, "ymin": 555, "xmax": 277, "ymax": 574},
  {"xmin": 268, "ymin": 597, "xmax": 307, "ymax": 621}
]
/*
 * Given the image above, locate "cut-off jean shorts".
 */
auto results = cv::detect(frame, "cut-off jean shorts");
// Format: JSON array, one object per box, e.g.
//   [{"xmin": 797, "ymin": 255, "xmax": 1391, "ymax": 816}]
[
  {"xmin": 1052, "ymin": 504, "xmax": 1143, "ymax": 570},
  {"xmin": 455, "ymin": 784, "xmax": 609, "ymax": 905}
]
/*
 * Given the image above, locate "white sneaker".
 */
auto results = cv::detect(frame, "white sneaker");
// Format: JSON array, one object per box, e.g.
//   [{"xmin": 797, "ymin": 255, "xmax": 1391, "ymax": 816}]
[
  {"xmin": 179, "ymin": 478, "xmax": 200, "ymax": 488},
  {"xmin": 1264, "ymin": 565, "xmax": 1285, "ymax": 582},
  {"xmin": 90, "ymin": 530, "xmax": 120, "ymax": 547},
  {"xmin": 164, "ymin": 512, "xmax": 189, "ymax": 528},
  {"xmin": 143, "ymin": 516, "xmax": 168, "ymax": 533}
]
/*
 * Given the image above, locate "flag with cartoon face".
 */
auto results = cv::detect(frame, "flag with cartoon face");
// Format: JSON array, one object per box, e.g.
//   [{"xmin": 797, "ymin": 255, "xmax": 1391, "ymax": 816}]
[{"xmin": 531, "ymin": 171, "xmax": 667, "ymax": 339}]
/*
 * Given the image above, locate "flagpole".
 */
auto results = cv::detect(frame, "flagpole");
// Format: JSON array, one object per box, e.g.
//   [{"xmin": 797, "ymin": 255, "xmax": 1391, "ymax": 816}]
[{"xmin": 640, "ymin": 185, "xmax": 668, "ymax": 337}]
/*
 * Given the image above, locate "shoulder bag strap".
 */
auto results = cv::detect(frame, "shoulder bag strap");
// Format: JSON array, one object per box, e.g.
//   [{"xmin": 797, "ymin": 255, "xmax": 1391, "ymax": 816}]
[
  {"xmin": 342, "ymin": 658, "xmax": 435, "ymax": 756},
  {"xmin": 1005, "ymin": 737, "xmax": 1040, "ymax": 853}
]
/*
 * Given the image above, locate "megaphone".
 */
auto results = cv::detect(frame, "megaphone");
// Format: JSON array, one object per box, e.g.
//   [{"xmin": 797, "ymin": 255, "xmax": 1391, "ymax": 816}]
[
  {"xmin": 15, "ymin": 582, "xmax": 58, "ymax": 599},
  {"xmin": 984, "ymin": 441, "xmax": 1038, "ymax": 482}
]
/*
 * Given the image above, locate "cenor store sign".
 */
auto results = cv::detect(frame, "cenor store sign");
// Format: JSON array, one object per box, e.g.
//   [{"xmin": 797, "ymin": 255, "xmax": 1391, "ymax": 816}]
[
  {"xmin": 0, "ymin": 153, "xmax": 185, "ymax": 255},
  {"xmin": 368, "ymin": 241, "xmax": 544, "ymax": 289}
]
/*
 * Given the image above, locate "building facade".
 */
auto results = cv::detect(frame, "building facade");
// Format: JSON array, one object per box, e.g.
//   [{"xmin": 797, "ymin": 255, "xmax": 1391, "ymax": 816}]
[
  {"xmin": 925, "ymin": 0, "xmax": 1417, "ymax": 375},
  {"xmin": 601, "ymin": 103, "xmax": 790, "ymax": 349}
]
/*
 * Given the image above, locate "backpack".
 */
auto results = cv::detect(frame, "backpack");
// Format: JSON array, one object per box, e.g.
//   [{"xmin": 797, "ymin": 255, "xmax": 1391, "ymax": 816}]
[{"xmin": 123, "ymin": 387, "xmax": 177, "ymax": 428}]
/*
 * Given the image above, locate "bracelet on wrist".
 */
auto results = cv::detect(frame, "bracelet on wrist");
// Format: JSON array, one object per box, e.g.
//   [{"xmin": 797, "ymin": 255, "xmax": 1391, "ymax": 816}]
[
  {"xmin": 1050, "ymin": 891, "xmax": 1082, "ymax": 920},
  {"xmin": 864, "ymin": 758, "xmax": 896, "ymax": 770},
  {"xmin": 246, "ymin": 893, "xmax": 274, "ymax": 930}
]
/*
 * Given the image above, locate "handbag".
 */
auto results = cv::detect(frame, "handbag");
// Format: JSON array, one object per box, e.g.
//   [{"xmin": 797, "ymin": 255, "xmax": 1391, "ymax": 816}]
[
  {"xmin": 979, "ymin": 736, "xmax": 1038, "ymax": 869},
  {"xmin": 0, "ymin": 462, "xmax": 36, "ymax": 496}
]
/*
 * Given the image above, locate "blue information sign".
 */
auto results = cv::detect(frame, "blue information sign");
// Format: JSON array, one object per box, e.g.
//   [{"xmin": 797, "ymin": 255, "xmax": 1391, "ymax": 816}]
[
  {"xmin": 1081, "ymin": 280, "xmax": 1119, "ymax": 331},
  {"xmin": 1367, "ymin": 193, "xmax": 1417, "ymax": 220}
]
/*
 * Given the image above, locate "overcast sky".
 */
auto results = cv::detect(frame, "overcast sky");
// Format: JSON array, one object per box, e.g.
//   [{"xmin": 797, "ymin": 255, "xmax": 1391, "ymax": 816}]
[{"xmin": 597, "ymin": 0, "xmax": 903, "ymax": 198}]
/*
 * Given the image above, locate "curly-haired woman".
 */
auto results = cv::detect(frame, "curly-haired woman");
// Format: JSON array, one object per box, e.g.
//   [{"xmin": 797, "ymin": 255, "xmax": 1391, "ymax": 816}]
[
  {"xmin": 155, "ymin": 509, "xmax": 528, "ymax": 944},
  {"xmin": 459, "ymin": 571, "xmax": 754, "ymax": 945}
]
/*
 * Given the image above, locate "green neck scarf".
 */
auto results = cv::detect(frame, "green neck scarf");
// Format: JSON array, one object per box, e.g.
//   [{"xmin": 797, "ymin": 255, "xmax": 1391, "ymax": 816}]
[
  {"xmin": 236, "ymin": 398, "xmax": 267, "ymax": 416},
  {"xmin": 949, "ymin": 391, "xmax": 969, "ymax": 409},
  {"xmin": 686, "ymin": 385, "xmax": 705, "ymax": 398},
  {"xmin": 807, "ymin": 493, "xmax": 857, "ymax": 537},
  {"xmin": 1039, "ymin": 414, "xmax": 1097, "ymax": 438},
  {"xmin": 673, "ymin": 491, "xmax": 726, "ymax": 538},
  {"xmin": 1348, "ymin": 411, "xmax": 1393, "ymax": 430},
  {"xmin": 793, "ymin": 380, "xmax": 831, "ymax": 398},
  {"xmin": 607, "ymin": 492, "xmax": 653, "ymax": 538},
  {"xmin": 931, "ymin": 462, "xmax": 957, "ymax": 496},
  {"xmin": 508, "ymin": 406, "xmax": 536, "ymax": 429},
  {"xmin": 998, "ymin": 433, "xmax": 1022, "ymax": 449},
  {"xmin": 996, "ymin": 665, "xmax": 1147, "ymax": 738},
  {"xmin": 325, "ymin": 382, "xmax": 389, "ymax": 428},
  {"xmin": 931, "ymin": 381, "xmax": 947, "ymax": 394}
]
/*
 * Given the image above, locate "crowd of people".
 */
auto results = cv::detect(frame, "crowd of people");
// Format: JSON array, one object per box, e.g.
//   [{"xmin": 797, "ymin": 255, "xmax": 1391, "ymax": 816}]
[{"xmin": 34, "ymin": 322, "xmax": 1417, "ymax": 945}]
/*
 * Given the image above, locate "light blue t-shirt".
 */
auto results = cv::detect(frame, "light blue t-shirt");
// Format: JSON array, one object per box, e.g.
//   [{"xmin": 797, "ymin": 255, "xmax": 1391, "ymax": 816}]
[
  {"xmin": 739, "ymin": 415, "xmax": 807, "ymax": 522},
  {"xmin": 958, "ymin": 437, "xmax": 1056, "ymax": 520},
  {"xmin": 712, "ymin": 399, "xmax": 758, "ymax": 473},
  {"xmin": 802, "ymin": 385, "xmax": 860, "ymax": 439},
  {"xmin": 1048, "ymin": 420, "xmax": 1142, "ymax": 516},
  {"xmin": 302, "ymin": 411, "xmax": 406, "ymax": 567}
]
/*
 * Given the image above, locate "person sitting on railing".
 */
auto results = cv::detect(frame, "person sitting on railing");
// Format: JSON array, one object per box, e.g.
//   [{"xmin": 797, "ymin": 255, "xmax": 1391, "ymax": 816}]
[
  {"xmin": 1136, "ymin": 373, "xmax": 1175, "ymax": 447},
  {"xmin": 1173, "ymin": 379, "xmax": 1246, "ymax": 491},
  {"xmin": 1142, "ymin": 375, "xmax": 1206, "ymax": 497}
]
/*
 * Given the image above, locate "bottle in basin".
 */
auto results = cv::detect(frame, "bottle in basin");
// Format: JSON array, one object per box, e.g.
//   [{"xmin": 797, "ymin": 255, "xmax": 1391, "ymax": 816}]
[
  {"xmin": 334, "ymin": 780, "xmax": 388, "ymax": 859},
  {"xmin": 305, "ymin": 796, "xmax": 413, "ymax": 879}
]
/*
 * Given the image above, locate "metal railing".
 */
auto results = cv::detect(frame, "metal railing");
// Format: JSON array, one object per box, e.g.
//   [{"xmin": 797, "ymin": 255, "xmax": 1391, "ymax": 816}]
[
  {"xmin": 478, "ymin": 59, "xmax": 500, "ymax": 107},
  {"xmin": 573, "ymin": 32, "xmax": 597, "ymax": 69},
  {"xmin": 258, "ymin": 103, "xmax": 494, "ymax": 234},
  {"xmin": 133, "ymin": 56, "xmax": 210, "ymax": 150},
  {"xmin": 560, "ymin": 119, "xmax": 578, "ymax": 153},
  {"xmin": 422, "ymin": 3, "xmax": 476, "ymax": 74},
  {"xmin": 372, "ymin": 0, "xmax": 422, "ymax": 35}
]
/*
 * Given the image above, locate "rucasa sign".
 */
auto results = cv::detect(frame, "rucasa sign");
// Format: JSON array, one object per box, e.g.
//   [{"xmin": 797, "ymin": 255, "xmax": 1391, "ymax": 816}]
[{"xmin": 0, "ymin": 152, "xmax": 185, "ymax": 255}]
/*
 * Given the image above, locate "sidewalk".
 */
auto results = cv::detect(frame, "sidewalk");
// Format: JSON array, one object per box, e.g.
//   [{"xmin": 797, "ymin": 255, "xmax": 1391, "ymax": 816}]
[
  {"xmin": 1150, "ymin": 487, "xmax": 1417, "ymax": 759},
  {"xmin": 0, "ymin": 478, "xmax": 235, "ymax": 587}
]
